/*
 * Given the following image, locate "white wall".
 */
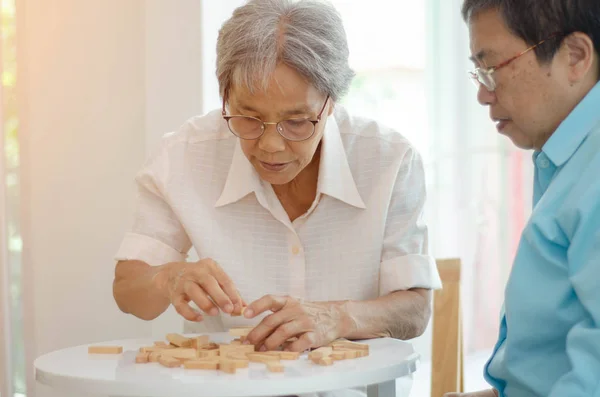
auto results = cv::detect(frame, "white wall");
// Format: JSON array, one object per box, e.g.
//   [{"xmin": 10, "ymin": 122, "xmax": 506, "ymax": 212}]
[{"xmin": 18, "ymin": 0, "xmax": 158, "ymax": 395}]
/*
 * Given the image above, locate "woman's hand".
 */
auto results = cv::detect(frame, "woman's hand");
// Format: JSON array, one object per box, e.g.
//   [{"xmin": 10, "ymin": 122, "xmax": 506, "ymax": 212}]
[
  {"xmin": 154, "ymin": 258, "xmax": 244, "ymax": 322},
  {"xmin": 243, "ymin": 295, "xmax": 356, "ymax": 352}
]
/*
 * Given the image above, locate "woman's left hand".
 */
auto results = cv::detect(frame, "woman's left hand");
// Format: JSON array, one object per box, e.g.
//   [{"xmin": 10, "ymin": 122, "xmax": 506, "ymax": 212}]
[{"xmin": 243, "ymin": 295, "xmax": 355, "ymax": 352}]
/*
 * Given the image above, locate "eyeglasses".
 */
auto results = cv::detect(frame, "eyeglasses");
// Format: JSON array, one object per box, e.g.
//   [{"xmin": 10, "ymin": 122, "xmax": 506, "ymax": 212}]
[
  {"xmin": 469, "ymin": 33, "xmax": 560, "ymax": 92},
  {"xmin": 222, "ymin": 96, "xmax": 330, "ymax": 142}
]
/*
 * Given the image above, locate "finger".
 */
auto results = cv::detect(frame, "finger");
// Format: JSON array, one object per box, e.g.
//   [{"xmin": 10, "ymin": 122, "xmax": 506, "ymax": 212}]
[
  {"xmin": 183, "ymin": 280, "xmax": 219, "ymax": 316},
  {"xmin": 244, "ymin": 294, "xmax": 289, "ymax": 318},
  {"xmin": 211, "ymin": 265, "xmax": 244, "ymax": 308},
  {"xmin": 198, "ymin": 276, "xmax": 233, "ymax": 313},
  {"xmin": 286, "ymin": 331, "xmax": 317, "ymax": 352},
  {"xmin": 262, "ymin": 320, "xmax": 309, "ymax": 351},
  {"xmin": 245, "ymin": 307, "xmax": 299, "ymax": 346},
  {"xmin": 172, "ymin": 295, "xmax": 203, "ymax": 322}
]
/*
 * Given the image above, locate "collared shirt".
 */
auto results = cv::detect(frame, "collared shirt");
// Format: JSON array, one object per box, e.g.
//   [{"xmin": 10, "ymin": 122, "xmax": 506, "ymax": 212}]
[
  {"xmin": 115, "ymin": 105, "xmax": 441, "ymax": 333},
  {"xmin": 485, "ymin": 82, "xmax": 600, "ymax": 397}
]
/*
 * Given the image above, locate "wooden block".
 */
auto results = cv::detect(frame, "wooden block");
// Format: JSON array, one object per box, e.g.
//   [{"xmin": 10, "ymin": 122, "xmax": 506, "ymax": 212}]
[
  {"xmin": 356, "ymin": 349, "xmax": 369, "ymax": 358},
  {"xmin": 334, "ymin": 348, "xmax": 359, "ymax": 359},
  {"xmin": 278, "ymin": 351, "xmax": 300, "ymax": 360},
  {"xmin": 219, "ymin": 344, "xmax": 255, "ymax": 356},
  {"xmin": 230, "ymin": 339, "xmax": 242, "ymax": 345},
  {"xmin": 227, "ymin": 352, "xmax": 249, "ymax": 360},
  {"xmin": 228, "ymin": 326, "xmax": 254, "ymax": 337},
  {"xmin": 149, "ymin": 351, "xmax": 161, "ymax": 362},
  {"xmin": 135, "ymin": 352, "xmax": 150, "ymax": 363},
  {"xmin": 159, "ymin": 355, "xmax": 181, "ymax": 368},
  {"xmin": 316, "ymin": 356, "xmax": 334, "ymax": 366},
  {"xmin": 308, "ymin": 347, "xmax": 332, "ymax": 360},
  {"xmin": 88, "ymin": 346, "xmax": 123, "ymax": 354},
  {"xmin": 198, "ymin": 349, "xmax": 219, "ymax": 358},
  {"xmin": 199, "ymin": 342, "xmax": 219, "ymax": 351},
  {"xmin": 222, "ymin": 357, "xmax": 249, "ymax": 369},
  {"xmin": 331, "ymin": 341, "xmax": 369, "ymax": 352},
  {"xmin": 158, "ymin": 348, "xmax": 198, "ymax": 360},
  {"xmin": 266, "ymin": 361, "xmax": 284, "ymax": 372},
  {"xmin": 166, "ymin": 333, "xmax": 193, "ymax": 348},
  {"xmin": 331, "ymin": 351, "xmax": 347, "ymax": 360},
  {"xmin": 246, "ymin": 353, "xmax": 281, "ymax": 363},
  {"xmin": 219, "ymin": 359, "xmax": 237, "ymax": 374},
  {"xmin": 191, "ymin": 335, "xmax": 210, "ymax": 349},
  {"xmin": 184, "ymin": 359, "xmax": 219, "ymax": 370},
  {"xmin": 154, "ymin": 341, "xmax": 169, "ymax": 347}
]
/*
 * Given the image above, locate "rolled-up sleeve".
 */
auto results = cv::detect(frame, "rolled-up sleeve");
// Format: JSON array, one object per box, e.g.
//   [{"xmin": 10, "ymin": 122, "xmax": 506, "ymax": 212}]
[
  {"xmin": 115, "ymin": 146, "xmax": 192, "ymax": 266},
  {"xmin": 379, "ymin": 148, "xmax": 441, "ymax": 296}
]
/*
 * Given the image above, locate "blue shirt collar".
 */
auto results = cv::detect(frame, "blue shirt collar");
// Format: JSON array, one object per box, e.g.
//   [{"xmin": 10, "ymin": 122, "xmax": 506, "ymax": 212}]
[{"xmin": 542, "ymin": 82, "xmax": 600, "ymax": 167}]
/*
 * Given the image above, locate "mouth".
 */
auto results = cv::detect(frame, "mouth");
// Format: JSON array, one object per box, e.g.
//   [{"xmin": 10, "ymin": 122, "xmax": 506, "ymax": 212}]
[
  {"xmin": 258, "ymin": 161, "xmax": 290, "ymax": 172},
  {"xmin": 492, "ymin": 117, "xmax": 511, "ymax": 132}
]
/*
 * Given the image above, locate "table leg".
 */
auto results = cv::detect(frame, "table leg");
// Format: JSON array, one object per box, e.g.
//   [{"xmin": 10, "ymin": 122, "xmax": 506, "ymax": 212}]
[{"xmin": 367, "ymin": 380, "xmax": 396, "ymax": 397}]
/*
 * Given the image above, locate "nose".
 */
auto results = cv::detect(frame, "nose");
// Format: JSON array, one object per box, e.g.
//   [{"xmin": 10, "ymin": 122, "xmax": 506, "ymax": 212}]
[
  {"xmin": 257, "ymin": 123, "xmax": 286, "ymax": 153},
  {"xmin": 477, "ymin": 84, "xmax": 497, "ymax": 106}
]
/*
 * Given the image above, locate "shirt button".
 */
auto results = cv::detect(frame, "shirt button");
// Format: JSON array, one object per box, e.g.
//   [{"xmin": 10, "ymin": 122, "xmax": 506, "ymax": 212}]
[
  {"xmin": 539, "ymin": 158, "xmax": 550, "ymax": 169},
  {"xmin": 291, "ymin": 246, "xmax": 300, "ymax": 255}
]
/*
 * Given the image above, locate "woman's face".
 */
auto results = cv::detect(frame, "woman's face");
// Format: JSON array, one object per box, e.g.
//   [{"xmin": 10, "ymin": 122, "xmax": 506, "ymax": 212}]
[{"xmin": 226, "ymin": 64, "xmax": 333, "ymax": 186}]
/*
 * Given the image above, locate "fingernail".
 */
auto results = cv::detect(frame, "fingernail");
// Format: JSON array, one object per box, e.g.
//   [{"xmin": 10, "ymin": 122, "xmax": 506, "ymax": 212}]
[
  {"xmin": 242, "ymin": 340, "xmax": 251, "ymax": 345},
  {"xmin": 259, "ymin": 345, "xmax": 267, "ymax": 352},
  {"xmin": 224, "ymin": 304, "xmax": 233, "ymax": 313},
  {"xmin": 244, "ymin": 309, "xmax": 254, "ymax": 317},
  {"xmin": 209, "ymin": 308, "xmax": 219, "ymax": 316}
]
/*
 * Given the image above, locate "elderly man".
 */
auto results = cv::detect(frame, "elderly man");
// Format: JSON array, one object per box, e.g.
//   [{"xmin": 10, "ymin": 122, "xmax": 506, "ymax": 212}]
[
  {"xmin": 446, "ymin": 1, "xmax": 600, "ymax": 397},
  {"xmin": 113, "ymin": 0, "xmax": 439, "ymax": 371}
]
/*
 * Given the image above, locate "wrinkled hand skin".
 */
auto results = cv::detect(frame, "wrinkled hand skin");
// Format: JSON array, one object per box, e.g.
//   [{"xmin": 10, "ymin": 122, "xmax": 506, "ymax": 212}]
[{"xmin": 243, "ymin": 295, "xmax": 355, "ymax": 352}]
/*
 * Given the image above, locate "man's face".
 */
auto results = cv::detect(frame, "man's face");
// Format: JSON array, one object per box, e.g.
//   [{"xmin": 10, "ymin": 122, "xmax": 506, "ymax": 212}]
[{"xmin": 468, "ymin": 9, "xmax": 570, "ymax": 150}]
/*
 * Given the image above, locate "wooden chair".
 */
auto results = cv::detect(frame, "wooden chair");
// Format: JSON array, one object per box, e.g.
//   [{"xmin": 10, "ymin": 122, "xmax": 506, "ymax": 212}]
[{"xmin": 431, "ymin": 258, "xmax": 464, "ymax": 397}]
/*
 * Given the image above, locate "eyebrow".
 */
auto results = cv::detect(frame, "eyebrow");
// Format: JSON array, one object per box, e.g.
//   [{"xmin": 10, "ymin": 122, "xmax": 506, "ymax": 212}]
[{"xmin": 237, "ymin": 103, "xmax": 313, "ymax": 118}]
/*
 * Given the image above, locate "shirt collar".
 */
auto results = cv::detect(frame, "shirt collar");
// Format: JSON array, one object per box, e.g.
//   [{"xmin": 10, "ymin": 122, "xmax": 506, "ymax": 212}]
[
  {"xmin": 317, "ymin": 114, "xmax": 366, "ymax": 209},
  {"xmin": 215, "ymin": 112, "xmax": 366, "ymax": 209},
  {"xmin": 542, "ymin": 81, "xmax": 600, "ymax": 167},
  {"xmin": 215, "ymin": 140, "xmax": 263, "ymax": 208}
]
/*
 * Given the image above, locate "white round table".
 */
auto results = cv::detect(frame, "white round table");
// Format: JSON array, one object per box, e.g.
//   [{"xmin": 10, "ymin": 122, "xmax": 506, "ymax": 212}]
[{"xmin": 34, "ymin": 333, "xmax": 419, "ymax": 397}]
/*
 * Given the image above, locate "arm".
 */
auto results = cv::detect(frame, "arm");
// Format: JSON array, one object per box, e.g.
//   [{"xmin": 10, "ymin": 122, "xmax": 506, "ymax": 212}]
[{"xmin": 546, "ymin": 200, "xmax": 600, "ymax": 397}]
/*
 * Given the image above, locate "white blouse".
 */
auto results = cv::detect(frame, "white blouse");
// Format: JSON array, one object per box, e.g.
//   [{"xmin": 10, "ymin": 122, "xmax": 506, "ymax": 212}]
[{"xmin": 115, "ymin": 105, "xmax": 441, "ymax": 333}]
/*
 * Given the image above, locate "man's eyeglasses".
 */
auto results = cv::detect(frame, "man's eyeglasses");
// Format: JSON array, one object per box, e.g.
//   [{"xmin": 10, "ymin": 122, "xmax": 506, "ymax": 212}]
[
  {"xmin": 469, "ymin": 33, "xmax": 561, "ymax": 92},
  {"xmin": 222, "ymin": 96, "xmax": 330, "ymax": 142}
]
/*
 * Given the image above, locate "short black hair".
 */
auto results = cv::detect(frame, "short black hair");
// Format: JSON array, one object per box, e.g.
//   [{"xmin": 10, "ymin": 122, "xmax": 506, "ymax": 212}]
[{"xmin": 462, "ymin": 0, "xmax": 600, "ymax": 70}]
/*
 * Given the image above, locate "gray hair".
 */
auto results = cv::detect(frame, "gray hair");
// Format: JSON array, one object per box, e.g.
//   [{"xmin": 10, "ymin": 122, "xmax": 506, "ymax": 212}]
[{"xmin": 216, "ymin": 0, "xmax": 355, "ymax": 102}]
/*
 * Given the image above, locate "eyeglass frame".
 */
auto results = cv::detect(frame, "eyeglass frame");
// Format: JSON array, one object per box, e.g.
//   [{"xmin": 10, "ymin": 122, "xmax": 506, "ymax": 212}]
[
  {"xmin": 469, "ymin": 33, "xmax": 562, "ymax": 91},
  {"xmin": 221, "ymin": 95, "xmax": 330, "ymax": 142}
]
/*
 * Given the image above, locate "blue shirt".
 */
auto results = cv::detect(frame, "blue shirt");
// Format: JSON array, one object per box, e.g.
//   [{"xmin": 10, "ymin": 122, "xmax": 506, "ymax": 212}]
[{"xmin": 485, "ymin": 81, "xmax": 600, "ymax": 397}]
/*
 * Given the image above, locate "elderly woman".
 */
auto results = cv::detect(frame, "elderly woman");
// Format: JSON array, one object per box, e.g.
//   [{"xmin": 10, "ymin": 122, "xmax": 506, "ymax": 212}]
[{"xmin": 113, "ymin": 0, "xmax": 440, "ymax": 354}]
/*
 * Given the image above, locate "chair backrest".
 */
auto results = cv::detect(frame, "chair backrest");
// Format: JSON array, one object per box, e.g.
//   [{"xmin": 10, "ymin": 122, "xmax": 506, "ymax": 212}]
[{"xmin": 431, "ymin": 258, "xmax": 464, "ymax": 397}]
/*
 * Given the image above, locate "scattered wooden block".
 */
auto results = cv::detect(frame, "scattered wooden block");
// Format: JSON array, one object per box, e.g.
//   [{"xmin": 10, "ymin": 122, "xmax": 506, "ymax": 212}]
[
  {"xmin": 197, "ymin": 349, "xmax": 220, "ymax": 358},
  {"xmin": 135, "ymin": 352, "xmax": 150, "ymax": 363},
  {"xmin": 219, "ymin": 343, "xmax": 255, "ymax": 356},
  {"xmin": 315, "ymin": 356, "xmax": 334, "ymax": 366},
  {"xmin": 334, "ymin": 348, "xmax": 359, "ymax": 359},
  {"xmin": 266, "ymin": 361, "xmax": 284, "ymax": 373},
  {"xmin": 166, "ymin": 333, "xmax": 193, "ymax": 348},
  {"xmin": 199, "ymin": 342, "xmax": 219, "ymax": 351},
  {"xmin": 228, "ymin": 326, "xmax": 254, "ymax": 337},
  {"xmin": 219, "ymin": 359, "xmax": 237, "ymax": 374},
  {"xmin": 88, "ymin": 346, "xmax": 123, "ymax": 354},
  {"xmin": 246, "ymin": 353, "xmax": 281, "ymax": 363},
  {"xmin": 223, "ymin": 357, "xmax": 249, "ymax": 369},
  {"xmin": 184, "ymin": 359, "xmax": 219, "ymax": 370},
  {"xmin": 331, "ymin": 341, "xmax": 369, "ymax": 352},
  {"xmin": 331, "ymin": 351, "xmax": 347, "ymax": 361},
  {"xmin": 149, "ymin": 351, "xmax": 161, "ymax": 362},
  {"xmin": 308, "ymin": 347, "xmax": 332, "ymax": 360},
  {"xmin": 278, "ymin": 351, "xmax": 300, "ymax": 360},
  {"xmin": 154, "ymin": 341, "xmax": 169, "ymax": 347},
  {"xmin": 159, "ymin": 355, "xmax": 181, "ymax": 368},
  {"xmin": 158, "ymin": 348, "xmax": 198, "ymax": 360},
  {"xmin": 191, "ymin": 335, "xmax": 210, "ymax": 349}
]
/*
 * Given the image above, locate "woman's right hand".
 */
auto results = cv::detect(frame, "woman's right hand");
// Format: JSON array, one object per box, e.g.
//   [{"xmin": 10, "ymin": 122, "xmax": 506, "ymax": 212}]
[{"xmin": 154, "ymin": 258, "xmax": 244, "ymax": 322}]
